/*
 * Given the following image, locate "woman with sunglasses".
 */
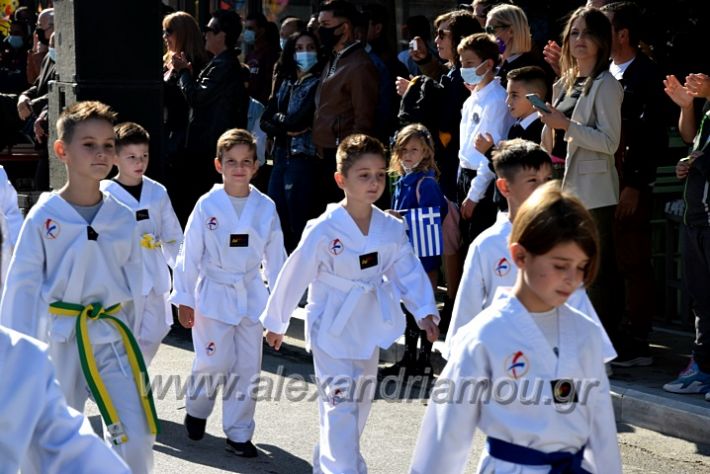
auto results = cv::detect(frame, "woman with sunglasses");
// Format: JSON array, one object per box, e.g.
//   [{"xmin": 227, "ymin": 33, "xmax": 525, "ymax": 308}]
[{"xmin": 485, "ymin": 3, "xmax": 553, "ymax": 90}]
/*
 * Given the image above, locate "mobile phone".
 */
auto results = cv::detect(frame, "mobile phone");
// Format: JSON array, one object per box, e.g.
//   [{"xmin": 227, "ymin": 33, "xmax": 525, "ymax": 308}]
[
  {"xmin": 409, "ymin": 39, "xmax": 418, "ymax": 52},
  {"xmin": 526, "ymin": 93, "xmax": 550, "ymax": 113}
]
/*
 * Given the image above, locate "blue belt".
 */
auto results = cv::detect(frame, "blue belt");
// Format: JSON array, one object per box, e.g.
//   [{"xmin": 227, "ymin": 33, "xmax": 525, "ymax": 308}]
[{"xmin": 486, "ymin": 437, "xmax": 590, "ymax": 474}]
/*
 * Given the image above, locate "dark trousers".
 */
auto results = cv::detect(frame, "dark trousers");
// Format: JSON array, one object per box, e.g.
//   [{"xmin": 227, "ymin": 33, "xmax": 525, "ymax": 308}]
[
  {"xmin": 456, "ymin": 167, "xmax": 497, "ymax": 251},
  {"xmin": 588, "ymin": 205, "xmax": 624, "ymax": 340},
  {"xmin": 613, "ymin": 188, "xmax": 655, "ymax": 341},
  {"xmin": 268, "ymin": 149, "xmax": 322, "ymax": 253},
  {"xmin": 682, "ymin": 225, "xmax": 710, "ymax": 372},
  {"xmin": 319, "ymin": 148, "xmax": 345, "ymax": 208}
]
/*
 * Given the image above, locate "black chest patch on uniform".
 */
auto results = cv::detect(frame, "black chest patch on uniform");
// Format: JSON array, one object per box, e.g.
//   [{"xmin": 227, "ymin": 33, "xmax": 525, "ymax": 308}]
[
  {"xmin": 87, "ymin": 226, "xmax": 99, "ymax": 241},
  {"xmin": 359, "ymin": 252, "xmax": 378, "ymax": 270},
  {"xmin": 229, "ymin": 234, "xmax": 249, "ymax": 247},
  {"xmin": 136, "ymin": 209, "xmax": 150, "ymax": 221}
]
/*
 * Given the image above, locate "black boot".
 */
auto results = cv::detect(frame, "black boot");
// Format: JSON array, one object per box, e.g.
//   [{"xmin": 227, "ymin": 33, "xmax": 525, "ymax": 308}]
[
  {"xmin": 415, "ymin": 337, "xmax": 434, "ymax": 377},
  {"xmin": 379, "ymin": 313, "xmax": 420, "ymax": 379}
]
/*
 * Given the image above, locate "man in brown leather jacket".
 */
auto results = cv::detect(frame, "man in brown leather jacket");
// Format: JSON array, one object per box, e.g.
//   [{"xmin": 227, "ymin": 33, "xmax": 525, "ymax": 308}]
[{"xmin": 313, "ymin": 1, "xmax": 378, "ymax": 202}]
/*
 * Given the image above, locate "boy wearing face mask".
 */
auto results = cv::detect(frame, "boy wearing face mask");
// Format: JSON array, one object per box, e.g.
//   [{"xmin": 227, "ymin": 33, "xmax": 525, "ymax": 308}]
[
  {"xmin": 261, "ymin": 31, "xmax": 323, "ymax": 252},
  {"xmin": 457, "ymin": 33, "xmax": 514, "ymax": 249}
]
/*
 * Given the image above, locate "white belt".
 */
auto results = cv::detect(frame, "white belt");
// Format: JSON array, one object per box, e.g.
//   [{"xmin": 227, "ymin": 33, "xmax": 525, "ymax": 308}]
[
  {"xmin": 203, "ymin": 266, "xmax": 260, "ymax": 317},
  {"xmin": 319, "ymin": 271, "xmax": 396, "ymax": 337}
]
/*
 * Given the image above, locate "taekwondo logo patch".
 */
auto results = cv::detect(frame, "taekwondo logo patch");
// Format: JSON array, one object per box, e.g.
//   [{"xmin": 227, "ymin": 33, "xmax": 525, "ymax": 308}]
[
  {"xmin": 329, "ymin": 238, "xmax": 344, "ymax": 256},
  {"xmin": 206, "ymin": 216, "xmax": 218, "ymax": 230},
  {"xmin": 206, "ymin": 342, "xmax": 216, "ymax": 356},
  {"xmin": 44, "ymin": 219, "xmax": 60, "ymax": 239},
  {"xmin": 359, "ymin": 252, "xmax": 378, "ymax": 270},
  {"xmin": 505, "ymin": 351, "xmax": 529, "ymax": 379},
  {"xmin": 495, "ymin": 257, "xmax": 511, "ymax": 277},
  {"xmin": 329, "ymin": 388, "xmax": 346, "ymax": 407}
]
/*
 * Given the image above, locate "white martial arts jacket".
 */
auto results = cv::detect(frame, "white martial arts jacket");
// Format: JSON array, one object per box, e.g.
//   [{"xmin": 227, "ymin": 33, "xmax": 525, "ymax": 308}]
[
  {"xmin": 0, "ymin": 165, "xmax": 24, "ymax": 287},
  {"xmin": 260, "ymin": 203, "xmax": 439, "ymax": 360},
  {"xmin": 411, "ymin": 296, "xmax": 622, "ymax": 474},
  {"xmin": 0, "ymin": 325, "xmax": 131, "ymax": 474},
  {"xmin": 101, "ymin": 177, "xmax": 182, "ymax": 297},
  {"xmin": 170, "ymin": 184, "xmax": 286, "ymax": 325},
  {"xmin": 0, "ymin": 192, "xmax": 144, "ymax": 343},
  {"xmin": 444, "ymin": 216, "xmax": 616, "ymax": 362}
]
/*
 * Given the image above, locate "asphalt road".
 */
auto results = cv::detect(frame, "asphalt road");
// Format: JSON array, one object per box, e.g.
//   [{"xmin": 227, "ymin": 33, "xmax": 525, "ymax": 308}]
[{"xmin": 85, "ymin": 332, "xmax": 710, "ymax": 473}]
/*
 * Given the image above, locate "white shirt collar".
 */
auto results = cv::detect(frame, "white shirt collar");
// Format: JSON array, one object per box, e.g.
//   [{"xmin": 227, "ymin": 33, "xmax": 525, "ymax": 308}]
[
  {"xmin": 518, "ymin": 111, "xmax": 539, "ymax": 130},
  {"xmin": 609, "ymin": 55, "xmax": 636, "ymax": 80}
]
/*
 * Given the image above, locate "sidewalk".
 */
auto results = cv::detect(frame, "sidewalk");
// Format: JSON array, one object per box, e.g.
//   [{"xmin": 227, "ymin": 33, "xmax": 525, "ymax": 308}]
[{"xmin": 283, "ymin": 308, "xmax": 710, "ymax": 445}]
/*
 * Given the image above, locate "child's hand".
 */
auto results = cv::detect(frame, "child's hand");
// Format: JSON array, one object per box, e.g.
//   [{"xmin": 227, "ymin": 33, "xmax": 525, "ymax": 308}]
[
  {"xmin": 461, "ymin": 198, "xmax": 477, "ymax": 220},
  {"xmin": 420, "ymin": 315, "xmax": 439, "ymax": 343},
  {"xmin": 265, "ymin": 330, "xmax": 284, "ymax": 351},
  {"xmin": 385, "ymin": 209, "xmax": 403, "ymax": 219},
  {"xmin": 474, "ymin": 132, "xmax": 494, "ymax": 154},
  {"xmin": 178, "ymin": 305, "xmax": 195, "ymax": 328}
]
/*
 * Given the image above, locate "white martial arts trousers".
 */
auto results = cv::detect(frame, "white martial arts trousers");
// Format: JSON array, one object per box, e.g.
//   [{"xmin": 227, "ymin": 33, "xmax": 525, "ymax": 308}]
[
  {"xmin": 138, "ymin": 291, "xmax": 172, "ymax": 366},
  {"xmin": 187, "ymin": 312, "xmax": 263, "ymax": 443},
  {"xmin": 49, "ymin": 339, "xmax": 155, "ymax": 474},
  {"xmin": 311, "ymin": 344, "xmax": 379, "ymax": 474}
]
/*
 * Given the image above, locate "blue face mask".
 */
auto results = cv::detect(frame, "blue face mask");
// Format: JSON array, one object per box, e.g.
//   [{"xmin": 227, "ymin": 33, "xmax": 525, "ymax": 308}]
[
  {"xmin": 48, "ymin": 47, "xmax": 57, "ymax": 63},
  {"xmin": 243, "ymin": 29, "xmax": 256, "ymax": 45},
  {"xmin": 460, "ymin": 62, "xmax": 489, "ymax": 85},
  {"xmin": 295, "ymin": 51, "xmax": 318, "ymax": 72},
  {"xmin": 280, "ymin": 37, "xmax": 287, "ymax": 50},
  {"xmin": 7, "ymin": 35, "xmax": 24, "ymax": 49}
]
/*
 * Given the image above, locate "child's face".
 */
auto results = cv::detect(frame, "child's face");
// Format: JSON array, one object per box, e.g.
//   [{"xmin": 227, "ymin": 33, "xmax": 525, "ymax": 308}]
[
  {"xmin": 55, "ymin": 119, "xmax": 116, "ymax": 183},
  {"xmin": 512, "ymin": 240, "xmax": 589, "ymax": 311},
  {"xmin": 115, "ymin": 143, "xmax": 149, "ymax": 182},
  {"xmin": 459, "ymin": 49, "xmax": 490, "ymax": 75},
  {"xmin": 503, "ymin": 163, "xmax": 553, "ymax": 209},
  {"xmin": 335, "ymin": 153, "xmax": 387, "ymax": 205},
  {"xmin": 506, "ymin": 80, "xmax": 536, "ymax": 119},
  {"xmin": 399, "ymin": 137, "xmax": 427, "ymax": 172},
  {"xmin": 215, "ymin": 144, "xmax": 258, "ymax": 187}
]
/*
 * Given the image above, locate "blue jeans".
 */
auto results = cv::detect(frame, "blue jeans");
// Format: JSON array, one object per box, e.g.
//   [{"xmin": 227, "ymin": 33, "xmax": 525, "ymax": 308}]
[{"xmin": 268, "ymin": 149, "xmax": 322, "ymax": 252}]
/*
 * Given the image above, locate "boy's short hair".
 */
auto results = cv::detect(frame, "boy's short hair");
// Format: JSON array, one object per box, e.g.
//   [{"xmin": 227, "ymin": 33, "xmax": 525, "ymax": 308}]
[
  {"xmin": 56, "ymin": 101, "xmax": 117, "ymax": 143},
  {"xmin": 336, "ymin": 134, "xmax": 385, "ymax": 176},
  {"xmin": 510, "ymin": 180, "xmax": 600, "ymax": 287},
  {"xmin": 506, "ymin": 66, "xmax": 548, "ymax": 100},
  {"xmin": 318, "ymin": 1, "xmax": 360, "ymax": 24},
  {"xmin": 457, "ymin": 33, "xmax": 500, "ymax": 67},
  {"xmin": 114, "ymin": 122, "xmax": 150, "ymax": 153},
  {"xmin": 216, "ymin": 128, "xmax": 257, "ymax": 161},
  {"xmin": 492, "ymin": 139, "xmax": 552, "ymax": 182}
]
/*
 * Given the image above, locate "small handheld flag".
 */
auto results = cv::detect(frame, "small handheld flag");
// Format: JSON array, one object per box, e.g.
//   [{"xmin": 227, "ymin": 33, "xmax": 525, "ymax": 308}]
[{"xmin": 402, "ymin": 206, "xmax": 443, "ymax": 257}]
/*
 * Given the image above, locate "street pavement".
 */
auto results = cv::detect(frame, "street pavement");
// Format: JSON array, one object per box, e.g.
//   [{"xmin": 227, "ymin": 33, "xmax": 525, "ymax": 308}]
[{"xmin": 82, "ymin": 329, "xmax": 710, "ymax": 473}]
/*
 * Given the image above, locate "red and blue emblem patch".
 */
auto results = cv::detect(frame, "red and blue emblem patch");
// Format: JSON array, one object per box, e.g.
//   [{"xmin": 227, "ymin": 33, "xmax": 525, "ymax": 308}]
[
  {"xmin": 505, "ymin": 351, "xmax": 529, "ymax": 379},
  {"xmin": 44, "ymin": 219, "xmax": 60, "ymax": 239},
  {"xmin": 494, "ymin": 257, "xmax": 511, "ymax": 277}
]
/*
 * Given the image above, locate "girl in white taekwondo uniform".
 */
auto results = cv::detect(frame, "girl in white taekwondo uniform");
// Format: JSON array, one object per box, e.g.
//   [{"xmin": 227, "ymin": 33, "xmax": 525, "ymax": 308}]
[
  {"xmin": 0, "ymin": 102, "xmax": 156, "ymax": 474},
  {"xmin": 170, "ymin": 129, "xmax": 286, "ymax": 457},
  {"xmin": 101, "ymin": 122, "xmax": 183, "ymax": 364},
  {"xmin": 0, "ymin": 325, "xmax": 131, "ymax": 474},
  {"xmin": 411, "ymin": 182, "xmax": 622, "ymax": 474},
  {"xmin": 261, "ymin": 134, "xmax": 440, "ymax": 474},
  {"xmin": 0, "ymin": 164, "xmax": 24, "ymax": 287},
  {"xmin": 443, "ymin": 140, "xmax": 616, "ymax": 363}
]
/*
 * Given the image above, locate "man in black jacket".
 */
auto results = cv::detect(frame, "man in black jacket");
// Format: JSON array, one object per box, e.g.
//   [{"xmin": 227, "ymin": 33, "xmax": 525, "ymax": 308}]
[
  {"xmin": 603, "ymin": 2, "xmax": 668, "ymax": 367},
  {"xmin": 172, "ymin": 9, "xmax": 249, "ymax": 217}
]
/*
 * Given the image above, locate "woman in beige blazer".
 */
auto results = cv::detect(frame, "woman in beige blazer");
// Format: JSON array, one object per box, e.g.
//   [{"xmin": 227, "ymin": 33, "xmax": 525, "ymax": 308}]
[{"xmin": 538, "ymin": 6, "xmax": 623, "ymax": 342}]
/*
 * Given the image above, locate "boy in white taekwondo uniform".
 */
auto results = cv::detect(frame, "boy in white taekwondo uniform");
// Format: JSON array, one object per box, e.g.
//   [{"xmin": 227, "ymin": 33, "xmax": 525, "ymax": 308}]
[
  {"xmin": 0, "ymin": 164, "xmax": 24, "ymax": 286},
  {"xmin": 261, "ymin": 135, "xmax": 440, "ymax": 474},
  {"xmin": 170, "ymin": 129, "xmax": 286, "ymax": 457},
  {"xmin": 411, "ymin": 182, "xmax": 622, "ymax": 474},
  {"xmin": 101, "ymin": 122, "xmax": 183, "ymax": 364},
  {"xmin": 444, "ymin": 140, "xmax": 616, "ymax": 363},
  {"xmin": 0, "ymin": 102, "xmax": 157, "ymax": 474},
  {"xmin": 0, "ymin": 324, "xmax": 131, "ymax": 474}
]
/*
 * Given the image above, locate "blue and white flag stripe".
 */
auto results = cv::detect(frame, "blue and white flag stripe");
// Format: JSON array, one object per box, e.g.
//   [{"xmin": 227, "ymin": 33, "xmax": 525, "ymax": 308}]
[{"xmin": 402, "ymin": 206, "xmax": 443, "ymax": 257}]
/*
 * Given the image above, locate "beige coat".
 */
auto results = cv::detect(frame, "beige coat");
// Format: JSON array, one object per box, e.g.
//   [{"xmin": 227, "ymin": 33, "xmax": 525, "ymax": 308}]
[{"xmin": 542, "ymin": 71, "xmax": 623, "ymax": 209}]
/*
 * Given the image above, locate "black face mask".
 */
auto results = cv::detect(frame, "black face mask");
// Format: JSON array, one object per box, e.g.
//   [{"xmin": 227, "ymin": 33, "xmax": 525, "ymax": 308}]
[
  {"xmin": 36, "ymin": 28, "xmax": 49, "ymax": 45},
  {"xmin": 318, "ymin": 23, "xmax": 344, "ymax": 51}
]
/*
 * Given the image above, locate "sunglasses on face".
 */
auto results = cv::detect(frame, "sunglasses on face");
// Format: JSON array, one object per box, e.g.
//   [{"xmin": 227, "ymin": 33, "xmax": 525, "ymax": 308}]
[
  {"xmin": 435, "ymin": 29, "xmax": 450, "ymax": 40},
  {"xmin": 485, "ymin": 24, "xmax": 510, "ymax": 34},
  {"xmin": 163, "ymin": 28, "xmax": 173, "ymax": 36}
]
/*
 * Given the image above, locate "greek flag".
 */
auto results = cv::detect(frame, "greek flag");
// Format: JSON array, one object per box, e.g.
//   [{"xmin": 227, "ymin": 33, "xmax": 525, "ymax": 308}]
[{"xmin": 403, "ymin": 206, "xmax": 443, "ymax": 257}]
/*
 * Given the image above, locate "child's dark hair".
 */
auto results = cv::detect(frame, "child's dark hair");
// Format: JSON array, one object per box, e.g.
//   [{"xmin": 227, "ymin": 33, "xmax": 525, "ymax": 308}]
[
  {"xmin": 114, "ymin": 122, "xmax": 150, "ymax": 153},
  {"xmin": 510, "ymin": 181, "xmax": 599, "ymax": 287},
  {"xmin": 492, "ymin": 139, "xmax": 552, "ymax": 182},
  {"xmin": 336, "ymin": 134, "xmax": 385, "ymax": 176},
  {"xmin": 56, "ymin": 101, "xmax": 117, "ymax": 143},
  {"xmin": 506, "ymin": 66, "xmax": 548, "ymax": 101},
  {"xmin": 389, "ymin": 124, "xmax": 439, "ymax": 178},
  {"xmin": 216, "ymin": 128, "xmax": 257, "ymax": 162},
  {"xmin": 457, "ymin": 33, "xmax": 500, "ymax": 68}
]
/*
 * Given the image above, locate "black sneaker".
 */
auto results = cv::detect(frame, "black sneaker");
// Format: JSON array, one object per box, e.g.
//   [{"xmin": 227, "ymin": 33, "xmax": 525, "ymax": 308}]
[
  {"xmin": 226, "ymin": 439, "xmax": 258, "ymax": 458},
  {"xmin": 184, "ymin": 414, "xmax": 206, "ymax": 440}
]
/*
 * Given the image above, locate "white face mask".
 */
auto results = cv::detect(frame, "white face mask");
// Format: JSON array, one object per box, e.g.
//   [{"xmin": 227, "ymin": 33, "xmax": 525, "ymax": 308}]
[
  {"xmin": 402, "ymin": 159, "xmax": 422, "ymax": 173},
  {"xmin": 460, "ymin": 61, "xmax": 489, "ymax": 85}
]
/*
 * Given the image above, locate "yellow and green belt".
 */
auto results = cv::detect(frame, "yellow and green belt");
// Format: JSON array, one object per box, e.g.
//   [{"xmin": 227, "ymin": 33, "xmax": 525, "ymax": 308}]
[{"xmin": 49, "ymin": 301, "xmax": 159, "ymax": 445}]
